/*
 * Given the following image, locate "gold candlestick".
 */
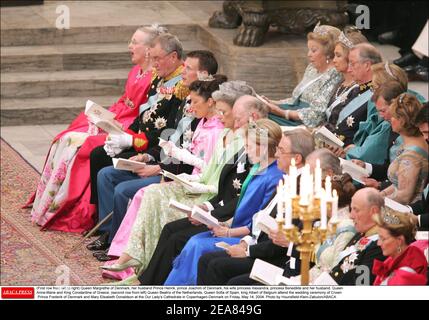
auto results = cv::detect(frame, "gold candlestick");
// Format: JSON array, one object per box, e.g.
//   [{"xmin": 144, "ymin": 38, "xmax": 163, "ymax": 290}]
[{"xmin": 282, "ymin": 198, "xmax": 335, "ymax": 285}]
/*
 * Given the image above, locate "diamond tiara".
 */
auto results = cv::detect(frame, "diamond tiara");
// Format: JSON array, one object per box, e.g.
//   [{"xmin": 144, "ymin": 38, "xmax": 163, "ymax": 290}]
[
  {"xmin": 381, "ymin": 207, "xmax": 401, "ymax": 225},
  {"xmin": 313, "ymin": 21, "xmax": 330, "ymax": 36},
  {"xmin": 197, "ymin": 71, "xmax": 215, "ymax": 82},
  {"xmin": 339, "ymin": 31, "xmax": 354, "ymax": 49}
]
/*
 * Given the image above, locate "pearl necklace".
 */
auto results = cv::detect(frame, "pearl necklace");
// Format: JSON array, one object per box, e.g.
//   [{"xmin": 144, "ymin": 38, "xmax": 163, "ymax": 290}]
[
  {"xmin": 134, "ymin": 68, "xmax": 151, "ymax": 83},
  {"xmin": 334, "ymin": 81, "xmax": 356, "ymax": 102}
]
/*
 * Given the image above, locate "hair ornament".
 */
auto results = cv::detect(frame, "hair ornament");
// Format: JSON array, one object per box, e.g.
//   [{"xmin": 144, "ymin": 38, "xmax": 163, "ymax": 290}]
[
  {"xmin": 313, "ymin": 21, "xmax": 330, "ymax": 36},
  {"xmin": 197, "ymin": 71, "xmax": 215, "ymax": 82},
  {"xmin": 339, "ymin": 31, "xmax": 354, "ymax": 49}
]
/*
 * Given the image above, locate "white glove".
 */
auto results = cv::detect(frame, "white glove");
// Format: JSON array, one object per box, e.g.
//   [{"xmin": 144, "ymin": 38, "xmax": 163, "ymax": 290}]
[
  {"xmin": 176, "ymin": 173, "xmax": 201, "ymax": 182},
  {"xmin": 159, "ymin": 140, "xmax": 175, "ymax": 156},
  {"xmin": 103, "ymin": 143, "xmax": 122, "ymax": 158},
  {"xmin": 106, "ymin": 133, "xmax": 133, "ymax": 149},
  {"xmin": 170, "ymin": 146, "xmax": 204, "ymax": 170},
  {"xmin": 183, "ymin": 181, "xmax": 217, "ymax": 194}
]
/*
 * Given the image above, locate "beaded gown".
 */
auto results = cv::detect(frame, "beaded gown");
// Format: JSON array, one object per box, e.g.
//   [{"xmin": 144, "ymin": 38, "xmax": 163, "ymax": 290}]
[{"xmin": 268, "ymin": 64, "xmax": 343, "ymax": 128}]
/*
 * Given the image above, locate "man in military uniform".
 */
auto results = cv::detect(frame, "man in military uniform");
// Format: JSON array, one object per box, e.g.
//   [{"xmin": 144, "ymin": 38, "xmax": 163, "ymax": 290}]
[
  {"xmin": 89, "ymin": 33, "xmax": 187, "ymax": 207},
  {"xmin": 87, "ymin": 50, "xmax": 219, "ymax": 259},
  {"xmin": 327, "ymin": 43, "xmax": 382, "ymax": 154},
  {"xmin": 329, "ymin": 187, "xmax": 386, "ymax": 285}
]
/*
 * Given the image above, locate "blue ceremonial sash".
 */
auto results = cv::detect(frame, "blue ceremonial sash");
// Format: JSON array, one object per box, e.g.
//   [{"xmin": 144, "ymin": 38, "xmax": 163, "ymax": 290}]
[
  {"xmin": 169, "ymin": 116, "xmax": 194, "ymax": 144},
  {"xmin": 316, "ymin": 225, "xmax": 356, "ymax": 261},
  {"xmin": 138, "ymin": 74, "xmax": 182, "ymax": 114},
  {"xmin": 336, "ymin": 90, "xmax": 372, "ymax": 126}
]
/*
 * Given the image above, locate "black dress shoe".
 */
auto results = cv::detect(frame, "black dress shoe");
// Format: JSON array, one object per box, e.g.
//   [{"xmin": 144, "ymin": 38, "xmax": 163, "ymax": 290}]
[
  {"xmin": 403, "ymin": 63, "xmax": 418, "ymax": 73},
  {"xmin": 394, "ymin": 53, "xmax": 419, "ymax": 68},
  {"xmin": 93, "ymin": 250, "xmax": 114, "ymax": 262},
  {"xmin": 86, "ymin": 232, "xmax": 109, "ymax": 251},
  {"xmin": 409, "ymin": 65, "xmax": 429, "ymax": 82},
  {"xmin": 378, "ymin": 30, "xmax": 400, "ymax": 45}
]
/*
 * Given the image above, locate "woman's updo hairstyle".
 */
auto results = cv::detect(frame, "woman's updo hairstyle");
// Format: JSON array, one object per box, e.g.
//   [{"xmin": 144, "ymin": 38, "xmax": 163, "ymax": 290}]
[
  {"xmin": 307, "ymin": 23, "xmax": 341, "ymax": 60},
  {"xmin": 188, "ymin": 74, "xmax": 228, "ymax": 101},
  {"xmin": 373, "ymin": 207, "xmax": 417, "ymax": 245},
  {"xmin": 331, "ymin": 173, "xmax": 357, "ymax": 208}
]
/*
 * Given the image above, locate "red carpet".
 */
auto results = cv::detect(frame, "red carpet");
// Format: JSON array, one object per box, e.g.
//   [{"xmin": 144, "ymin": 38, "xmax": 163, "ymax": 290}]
[{"xmin": 1, "ymin": 139, "xmax": 109, "ymax": 285}]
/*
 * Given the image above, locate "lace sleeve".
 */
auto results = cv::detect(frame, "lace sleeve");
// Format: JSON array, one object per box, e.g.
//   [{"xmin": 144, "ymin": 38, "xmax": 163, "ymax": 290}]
[{"xmin": 390, "ymin": 153, "xmax": 422, "ymax": 204}]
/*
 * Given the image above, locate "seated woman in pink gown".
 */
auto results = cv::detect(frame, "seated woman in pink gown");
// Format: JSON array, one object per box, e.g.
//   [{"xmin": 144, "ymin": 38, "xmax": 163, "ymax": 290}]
[{"xmin": 27, "ymin": 26, "xmax": 166, "ymax": 233}]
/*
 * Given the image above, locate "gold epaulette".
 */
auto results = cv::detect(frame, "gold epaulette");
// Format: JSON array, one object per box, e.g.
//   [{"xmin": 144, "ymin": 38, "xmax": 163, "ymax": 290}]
[
  {"xmin": 151, "ymin": 68, "xmax": 158, "ymax": 82},
  {"xmin": 174, "ymin": 80, "xmax": 190, "ymax": 101}
]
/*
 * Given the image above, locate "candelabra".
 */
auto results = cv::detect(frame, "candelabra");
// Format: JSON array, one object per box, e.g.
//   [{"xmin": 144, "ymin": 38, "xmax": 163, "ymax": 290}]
[{"xmin": 276, "ymin": 160, "xmax": 339, "ymax": 285}]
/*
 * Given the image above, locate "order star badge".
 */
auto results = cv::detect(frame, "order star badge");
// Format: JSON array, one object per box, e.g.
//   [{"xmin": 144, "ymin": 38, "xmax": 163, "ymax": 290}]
[
  {"xmin": 348, "ymin": 252, "xmax": 359, "ymax": 264},
  {"xmin": 232, "ymin": 178, "xmax": 242, "ymax": 190},
  {"xmin": 181, "ymin": 140, "xmax": 191, "ymax": 150},
  {"xmin": 154, "ymin": 117, "xmax": 167, "ymax": 129},
  {"xmin": 184, "ymin": 129, "xmax": 193, "ymax": 141},
  {"xmin": 346, "ymin": 115, "xmax": 355, "ymax": 127}
]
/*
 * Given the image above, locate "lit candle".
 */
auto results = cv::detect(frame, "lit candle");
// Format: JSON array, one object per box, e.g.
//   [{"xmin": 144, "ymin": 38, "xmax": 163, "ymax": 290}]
[
  {"xmin": 315, "ymin": 159, "xmax": 322, "ymax": 196},
  {"xmin": 331, "ymin": 189, "xmax": 338, "ymax": 223},
  {"xmin": 320, "ymin": 190, "xmax": 327, "ymax": 229},
  {"xmin": 299, "ymin": 173, "xmax": 309, "ymax": 206},
  {"xmin": 284, "ymin": 195, "xmax": 293, "ymax": 228},
  {"xmin": 276, "ymin": 182, "xmax": 284, "ymax": 221},
  {"xmin": 325, "ymin": 176, "xmax": 332, "ymax": 200},
  {"xmin": 308, "ymin": 173, "xmax": 314, "ymax": 200},
  {"xmin": 289, "ymin": 158, "xmax": 297, "ymax": 197}
]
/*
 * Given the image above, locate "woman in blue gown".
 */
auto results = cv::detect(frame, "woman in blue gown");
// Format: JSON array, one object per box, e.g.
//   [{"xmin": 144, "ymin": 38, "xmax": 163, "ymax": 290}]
[{"xmin": 164, "ymin": 119, "xmax": 284, "ymax": 285}]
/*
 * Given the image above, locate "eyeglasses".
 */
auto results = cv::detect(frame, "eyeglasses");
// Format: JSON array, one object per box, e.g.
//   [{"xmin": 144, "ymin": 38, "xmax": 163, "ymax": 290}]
[
  {"xmin": 275, "ymin": 147, "xmax": 296, "ymax": 156},
  {"xmin": 378, "ymin": 235, "xmax": 395, "ymax": 243},
  {"xmin": 348, "ymin": 60, "xmax": 361, "ymax": 68},
  {"xmin": 129, "ymin": 39, "xmax": 145, "ymax": 46},
  {"xmin": 150, "ymin": 51, "xmax": 174, "ymax": 63},
  {"xmin": 348, "ymin": 59, "xmax": 369, "ymax": 68}
]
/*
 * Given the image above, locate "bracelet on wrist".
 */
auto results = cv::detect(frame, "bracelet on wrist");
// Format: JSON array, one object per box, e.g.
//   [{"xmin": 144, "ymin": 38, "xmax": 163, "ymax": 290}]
[{"xmin": 284, "ymin": 110, "xmax": 290, "ymax": 120}]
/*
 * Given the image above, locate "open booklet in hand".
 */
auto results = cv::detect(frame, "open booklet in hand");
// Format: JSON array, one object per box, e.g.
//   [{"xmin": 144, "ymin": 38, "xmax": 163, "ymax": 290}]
[
  {"xmin": 250, "ymin": 259, "xmax": 289, "ymax": 286},
  {"xmin": 161, "ymin": 170, "xmax": 194, "ymax": 188},
  {"xmin": 112, "ymin": 158, "xmax": 146, "ymax": 171},
  {"xmin": 190, "ymin": 205, "xmax": 220, "ymax": 228},
  {"xmin": 383, "ymin": 197, "xmax": 412, "ymax": 213},
  {"xmin": 314, "ymin": 126, "xmax": 344, "ymax": 148},
  {"xmin": 339, "ymin": 158, "xmax": 370, "ymax": 184},
  {"xmin": 312, "ymin": 271, "xmax": 338, "ymax": 285},
  {"xmin": 255, "ymin": 213, "xmax": 278, "ymax": 234},
  {"xmin": 168, "ymin": 199, "xmax": 193, "ymax": 215},
  {"xmin": 85, "ymin": 100, "xmax": 123, "ymax": 134},
  {"xmin": 255, "ymin": 195, "xmax": 279, "ymax": 234},
  {"xmin": 215, "ymin": 242, "xmax": 231, "ymax": 250}
]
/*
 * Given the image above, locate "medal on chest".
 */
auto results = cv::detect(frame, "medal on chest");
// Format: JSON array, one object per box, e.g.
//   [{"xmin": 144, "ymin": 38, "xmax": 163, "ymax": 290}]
[{"xmin": 157, "ymin": 85, "xmax": 175, "ymax": 101}]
